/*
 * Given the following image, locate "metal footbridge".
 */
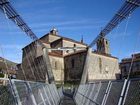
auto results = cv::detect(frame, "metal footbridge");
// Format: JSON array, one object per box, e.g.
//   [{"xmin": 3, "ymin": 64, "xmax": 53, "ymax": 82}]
[{"xmin": 0, "ymin": 0, "xmax": 140, "ymax": 105}]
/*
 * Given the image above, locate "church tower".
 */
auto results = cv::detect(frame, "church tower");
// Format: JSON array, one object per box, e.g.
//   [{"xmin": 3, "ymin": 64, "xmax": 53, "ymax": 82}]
[{"xmin": 96, "ymin": 37, "xmax": 110, "ymax": 55}]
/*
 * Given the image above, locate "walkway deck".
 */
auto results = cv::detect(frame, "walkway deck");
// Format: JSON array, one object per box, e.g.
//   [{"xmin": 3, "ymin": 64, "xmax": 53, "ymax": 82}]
[
  {"xmin": 59, "ymin": 96, "xmax": 76, "ymax": 105},
  {"xmin": 59, "ymin": 89, "xmax": 76, "ymax": 105}
]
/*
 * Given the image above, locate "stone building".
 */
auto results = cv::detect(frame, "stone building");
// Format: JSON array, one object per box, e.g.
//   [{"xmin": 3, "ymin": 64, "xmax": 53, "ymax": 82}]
[
  {"xmin": 120, "ymin": 53, "xmax": 140, "ymax": 79},
  {"xmin": 17, "ymin": 28, "xmax": 119, "ymax": 84},
  {"xmin": 0, "ymin": 57, "xmax": 17, "ymax": 85},
  {"xmin": 65, "ymin": 37, "xmax": 119, "ymax": 82}
]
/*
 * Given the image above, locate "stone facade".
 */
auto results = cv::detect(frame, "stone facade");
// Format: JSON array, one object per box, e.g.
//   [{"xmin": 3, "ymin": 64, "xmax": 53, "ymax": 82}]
[
  {"xmin": 87, "ymin": 52, "xmax": 119, "ymax": 81},
  {"xmin": 17, "ymin": 29, "xmax": 87, "ymax": 83},
  {"xmin": 16, "ymin": 64, "xmax": 25, "ymax": 80},
  {"xmin": 16, "ymin": 28, "xmax": 119, "ymax": 84},
  {"xmin": 120, "ymin": 53, "xmax": 140, "ymax": 78},
  {"xmin": 97, "ymin": 37, "xmax": 110, "ymax": 54},
  {"xmin": 64, "ymin": 50, "xmax": 87, "ymax": 82},
  {"xmin": 49, "ymin": 54, "xmax": 64, "ymax": 83}
]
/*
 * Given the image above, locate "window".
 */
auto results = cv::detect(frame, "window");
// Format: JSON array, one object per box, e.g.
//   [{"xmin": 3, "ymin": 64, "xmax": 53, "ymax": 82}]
[
  {"xmin": 66, "ymin": 50, "xmax": 69, "ymax": 53},
  {"xmin": 106, "ymin": 40, "xmax": 108, "ymax": 44},
  {"xmin": 54, "ymin": 61, "xmax": 61, "ymax": 70},
  {"xmin": 136, "ymin": 64, "xmax": 139, "ymax": 71},
  {"xmin": 73, "ymin": 44, "xmax": 76, "ymax": 52},
  {"xmin": 123, "ymin": 66, "xmax": 127, "ymax": 73},
  {"xmin": 71, "ymin": 59, "xmax": 75, "ymax": 68},
  {"xmin": 55, "ymin": 61, "xmax": 57, "ymax": 69},
  {"xmin": 99, "ymin": 57, "xmax": 102, "ymax": 73}
]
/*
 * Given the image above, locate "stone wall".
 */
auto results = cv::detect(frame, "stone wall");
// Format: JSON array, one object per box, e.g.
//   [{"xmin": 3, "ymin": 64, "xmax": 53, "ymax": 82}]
[
  {"xmin": 49, "ymin": 55, "xmax": 64, "ymax": 84},
  {"xmin": 40, "ymin": 34, "xmax": 60, "ymax": 43},
  {"xmin": 88, "ymin": 53, "xmax": 119, "ymax": 81},
  {"xmin": 62, "ymin": 40, "xmax": 87, "ymax": 56},
  {"xmin": 16, "ymin": 64, "xmax": 25, "ymax": 80},
  {"xmin": 48, "ymin": 34, "xmax": 60, "ymax": 43},
  {"xmin": 64, "ymin": 51, "xmax": 119, "ymax": 83},
  {"xmin": 17, "ymin": 32, "xmax": 119, "ymax": 84},
  {"xmin": 64, "ymin": 51, "xmax": 87, "ymax": 82}
]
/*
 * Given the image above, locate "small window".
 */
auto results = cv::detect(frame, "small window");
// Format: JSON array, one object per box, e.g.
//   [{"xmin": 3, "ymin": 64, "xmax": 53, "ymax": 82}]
[
  {"xmin": 71, "ymin": 59, "xmax": 75, "ymax": 68},
  {"xmin": 66, "ymin": 50, "xmax": 69, "ymax": 53},
  {"xmin": 106, "ymin": 41, "xmax": 108, "ymax": 44},
  {"xmin": 99, "ymin": 57, "xmax": 102, "ymax": 72},
  {"xmin": 74, "ymin": 44, "xmax": 76, "ymax": 47},
  {"xmin": 136, "ymin": 64, "xmax": 139, "ymax": 71},
  {"xmin": 55, "ymin": 61, "xmax": 57, "ymax": 69},
  {"xmin": 73, "ymin": 44, "xmax": 76, "ymax": 52},
  {"xmin": 123, "ymin": 66, "xmax": 127, "ymax": 72}
]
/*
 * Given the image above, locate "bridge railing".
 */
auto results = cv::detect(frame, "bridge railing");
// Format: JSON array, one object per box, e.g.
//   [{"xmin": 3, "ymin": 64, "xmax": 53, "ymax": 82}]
[
  {"xmin": 0, "ymin": 78, "xmax": 62, "ymax": 105},
  {"xmin": 74, "ymin": 78, "xmax": 140, "ymax": 105},
  {"xmin": 58, "ymin": 87, "xmax": 64, "ymax": 99},
  {"xmin": 0, "ymin": 79, "xmax": 16, "ymax": 105},
  {"xmin": 122, "ymin": 78, "xmax": 140, "ymax": 105}
]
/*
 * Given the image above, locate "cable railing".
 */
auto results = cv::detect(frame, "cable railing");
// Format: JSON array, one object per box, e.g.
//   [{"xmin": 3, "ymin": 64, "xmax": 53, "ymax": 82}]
[
  {"xmin": 0, "ymin": 78, "xmax": 62, "ymax": 105},
  {"xmin": 89, "ymin": 0, "xmax": 140, "ymax": 48},
  {"xmin": 74, "ymin": 78, "xmax": 140, "ymax": 105}
]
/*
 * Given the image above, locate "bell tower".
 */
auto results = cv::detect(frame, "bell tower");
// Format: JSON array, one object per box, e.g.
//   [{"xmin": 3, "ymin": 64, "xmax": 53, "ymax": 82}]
[
  {"xmin": 50, "ymin": 27, "xmax": 58, "ymax": 35},
  {"xmin": 96, "ymin": 36, "xmax": 110, "ymax": 55}
]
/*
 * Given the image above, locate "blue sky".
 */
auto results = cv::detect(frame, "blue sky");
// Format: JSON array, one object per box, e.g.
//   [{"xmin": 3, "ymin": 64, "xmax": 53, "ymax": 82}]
[{"xmin": 0, "ymin": 0, "xmax": 140, "ymax": 63}]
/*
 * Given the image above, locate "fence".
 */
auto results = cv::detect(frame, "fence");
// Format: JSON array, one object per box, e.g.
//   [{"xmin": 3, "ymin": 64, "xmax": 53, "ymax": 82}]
[
  {"xmin": 74, "ymin": 78, "xmax": 140, "ymax": 105},
  {"xmin": 58, "ymin": 87, "xmax": 64, "ymax": 99},
  {"xmin": 0, "ymin": 82, "xmax": 15, "ymax": 105},
  {"xmin": 0, "ymin": 78, "xmax": 61, "ymax": 105}
]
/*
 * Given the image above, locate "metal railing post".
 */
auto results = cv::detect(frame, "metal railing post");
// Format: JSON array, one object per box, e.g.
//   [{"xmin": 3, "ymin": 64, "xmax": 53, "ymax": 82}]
[
  {"xmin": 118, "ymin": 79, "xmax": 128, "ymax": 105},
  {"xmin": 101, "ymin": 81, "xmax": 112, "ymax": 105}
]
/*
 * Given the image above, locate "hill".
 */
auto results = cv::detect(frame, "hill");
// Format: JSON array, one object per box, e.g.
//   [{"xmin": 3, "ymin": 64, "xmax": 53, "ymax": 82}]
[{"xmin": 0, "ymin": 57, "xmax": 17, "ymax": 71}]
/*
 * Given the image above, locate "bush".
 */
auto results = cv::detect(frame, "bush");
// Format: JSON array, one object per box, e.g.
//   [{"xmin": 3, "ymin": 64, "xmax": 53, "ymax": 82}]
[{"xmin": 0, "ymin": 73, "xmax": 4, "ymax": 77}]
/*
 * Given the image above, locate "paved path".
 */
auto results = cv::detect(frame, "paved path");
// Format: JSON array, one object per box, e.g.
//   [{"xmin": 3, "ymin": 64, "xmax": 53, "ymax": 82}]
[
  {"xmin": 59, "ymin": 96, "xmax": 76, "ymax": 105},
  {"xmin": 59, "ymin": 89, "xmax": 76, "ymax": 105}
]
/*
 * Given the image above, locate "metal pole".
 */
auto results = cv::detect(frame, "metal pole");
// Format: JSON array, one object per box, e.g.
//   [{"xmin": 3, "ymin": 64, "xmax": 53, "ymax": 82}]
[
  {"xmin": 42, "ymin": 48, "xmax": 55, "ymax": 84},
  {"xmin": 80, "ymin": 48, "xmax": 92, "ymax": 84},
  {"xmin": 118, "ymin": 79, "xmax": 128, "ymax": 105}
]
